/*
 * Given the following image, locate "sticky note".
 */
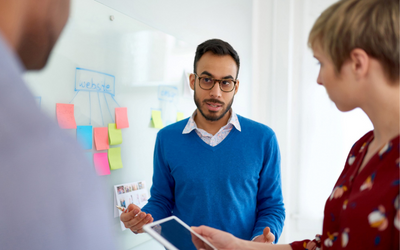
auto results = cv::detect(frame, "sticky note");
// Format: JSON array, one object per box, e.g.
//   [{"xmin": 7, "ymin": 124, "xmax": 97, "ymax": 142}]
[
  {"xmin": 76, "ymin": 126, "xmax": 92, "ymax": 150},
  {"xmin": 151, "ymin": 110, "xmax": 163, "ymax": 129},
  {"xmin": 94, "ymin": 127, "xmax": 109, "ymax": 150},
  {"xmin": 56, "ymin": 103, "xmax": 77, "ymax": 129},
  {"xmin": 108, "ymin": 123, "xmax": 122, "ymax": 145},
  {"xmin": 177, "ymin": 112, "xmax": 184, "ymax": 121},
  {"xmin": 93, "ymin": 153, "xmax": 111, "ymax": 176},
  {"xmin": 108, "ymin": 147, "xmax": 123, "ymax": 170},
  {"xmin": 115, "ymin": 107, "xmax": 129, "ymax": 129}
]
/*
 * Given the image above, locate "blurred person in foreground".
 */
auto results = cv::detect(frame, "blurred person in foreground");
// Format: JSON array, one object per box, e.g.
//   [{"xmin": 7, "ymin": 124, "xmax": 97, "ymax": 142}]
[
  {"xmin": 0, "ymin": 0, "xmax": 115, "ymax": 249},
  {"xmin": 191, "ymin": 0, "xmax": 399, "ymax": 249}
]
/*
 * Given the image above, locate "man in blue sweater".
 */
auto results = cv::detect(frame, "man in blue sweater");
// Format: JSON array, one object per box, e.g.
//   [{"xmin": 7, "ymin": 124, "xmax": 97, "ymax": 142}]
[{"xmin": 121, "ymin": 39, "xmax": 285, "ymax": 244}]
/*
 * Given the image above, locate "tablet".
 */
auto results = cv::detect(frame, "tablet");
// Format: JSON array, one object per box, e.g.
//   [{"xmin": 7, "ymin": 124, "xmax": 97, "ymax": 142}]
[{"xmin": 143, "ymin": 216, "xmax": 217, "ymax": 250}]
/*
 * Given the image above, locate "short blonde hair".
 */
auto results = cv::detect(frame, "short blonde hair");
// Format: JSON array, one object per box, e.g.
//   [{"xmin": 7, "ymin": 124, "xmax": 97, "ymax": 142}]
[{"xmin": 308, "ymin": 0, "xmax": 399, "ymax": 83}]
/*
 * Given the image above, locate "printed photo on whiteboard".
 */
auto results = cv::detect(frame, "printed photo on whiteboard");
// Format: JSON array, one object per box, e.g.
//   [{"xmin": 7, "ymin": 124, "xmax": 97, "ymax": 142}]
[
  {"xmin": 116, "ymin": 185, "xmax": 125, "ymax": 194},
  {"xmin": 114, "ymin": 181, "xmax": 149, "ymax": 231}
]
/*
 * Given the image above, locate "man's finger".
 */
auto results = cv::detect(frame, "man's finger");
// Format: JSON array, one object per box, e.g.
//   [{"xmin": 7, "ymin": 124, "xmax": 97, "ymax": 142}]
[
  {"xmin": 134, "ymin": 215, "xmax": 153, "ymax": 234},
  {"xmin": 263, "ymin": 227, "xmax": 275, "ymax": 243},
  {"xmin": 120, "ymin": 206, "xmax": 141, "ymax": 222},
  {"xmin": 127, "ymin": 213, "xmax": 153, "ymax": 232},
  {"xmin": 127, "ymin": 204, "xmax": 137, "ymax": 212},
  {"xmin": 124, "ymin": 212, "xmax": 148, "ymax": 229}
]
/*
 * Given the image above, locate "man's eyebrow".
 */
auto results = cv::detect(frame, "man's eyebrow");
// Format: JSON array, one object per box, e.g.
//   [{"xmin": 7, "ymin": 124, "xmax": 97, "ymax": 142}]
[
  {"xmin": 200, "ymin": 71, "xmax": 213, "ymax": 77},
  {"xmin": 199, "ymin": 71, "xmax": 234, "ymax": 79}
]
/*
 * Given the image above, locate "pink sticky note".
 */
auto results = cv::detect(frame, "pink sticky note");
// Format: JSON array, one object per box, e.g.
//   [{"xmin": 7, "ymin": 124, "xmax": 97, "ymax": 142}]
[
  {"xmin": 115, "ymin": 107, "xmax": 129, "ymax": 129},
  {"xmin": 94, "ymin": 127, "xmax": 109, "ymax": 150},
  {"xmin": 56, "ymin": 103, "xmax": 77, "ymax": 129},
  {"xmin": 93, "ymin": 153, "xmax": 110, "ymax": 176}
]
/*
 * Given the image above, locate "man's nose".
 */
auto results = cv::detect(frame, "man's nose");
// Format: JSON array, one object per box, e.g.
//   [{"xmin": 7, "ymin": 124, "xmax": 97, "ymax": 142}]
[{"xmin": 209, "ymin": 80, "xmax": 222, "ymax": 98}]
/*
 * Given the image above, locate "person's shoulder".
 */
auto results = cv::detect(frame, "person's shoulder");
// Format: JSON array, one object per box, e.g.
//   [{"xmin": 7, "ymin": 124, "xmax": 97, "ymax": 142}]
[
  {"xmin": 237, "ymin": 115, "xmax": 275, "ymax": 136},
  {"xmin": 157, "ymin": 118, "xmax": 189, "ymax": 137},
  {"xmin": 349, "ymin": 130, "xmax": 374, "ymax": 153}
]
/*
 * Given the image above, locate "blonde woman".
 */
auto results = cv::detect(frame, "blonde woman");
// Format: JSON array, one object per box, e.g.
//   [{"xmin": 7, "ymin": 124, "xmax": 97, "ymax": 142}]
[{"xmin": 192, "ymin": 0, "xmax": 399, "ymax": 249}]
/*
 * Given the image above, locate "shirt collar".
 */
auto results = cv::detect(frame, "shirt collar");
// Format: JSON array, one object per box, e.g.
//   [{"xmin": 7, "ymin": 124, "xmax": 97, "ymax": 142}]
[{"xmin": 182, "ymin": 109, "xmax": 241, "ymax": 134}]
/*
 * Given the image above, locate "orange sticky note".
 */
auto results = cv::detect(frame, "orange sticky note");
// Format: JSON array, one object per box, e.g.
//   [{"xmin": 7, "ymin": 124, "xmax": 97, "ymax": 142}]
[
  {"xmin": 56, "ymin": 103, "xmax": 77, "ymax": 129},
  {"xmin": 94, "ymin": 127, "xmax": 109, "ymax": 151},
  {"xmin": 93, "ymin": 153, "xmax": 110, "ymax": 176},
  {"xmin": 115, "ymin": 107, "xmax": 129, "ymax": 129}
]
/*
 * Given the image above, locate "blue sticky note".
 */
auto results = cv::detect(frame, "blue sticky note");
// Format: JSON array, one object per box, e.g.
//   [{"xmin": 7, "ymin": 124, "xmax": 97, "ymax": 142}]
[{"xmin": 77, "ymin": 126, "xmax": 93, "ymax": 150}]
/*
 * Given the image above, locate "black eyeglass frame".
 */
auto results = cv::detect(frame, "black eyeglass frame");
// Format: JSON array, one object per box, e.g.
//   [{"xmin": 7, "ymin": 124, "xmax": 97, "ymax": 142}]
[{"xmin": 194, "ymin": 73, "xmax": 237, "ymax": 93}]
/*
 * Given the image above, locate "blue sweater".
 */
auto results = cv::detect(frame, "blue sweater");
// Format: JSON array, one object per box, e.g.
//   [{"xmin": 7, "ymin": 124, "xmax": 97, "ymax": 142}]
[{"xmin": 142, "ymin": 115, "xmax": 285, "ymax": 242}]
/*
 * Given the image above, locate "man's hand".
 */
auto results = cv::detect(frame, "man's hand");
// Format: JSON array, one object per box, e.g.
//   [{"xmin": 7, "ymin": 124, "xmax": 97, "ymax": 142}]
[
  {"xmin": 119, "ymin": 204, "xmax": 153, "ymax": 234},
  {"xmin": 252, "ymin": 227, "xmax": 275, "ymax": 244}
]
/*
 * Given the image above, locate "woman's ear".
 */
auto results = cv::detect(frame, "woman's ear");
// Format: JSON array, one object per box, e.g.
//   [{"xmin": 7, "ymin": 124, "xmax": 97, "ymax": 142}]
[{"xmin": 349, "ymin": 48, "xmax": 370, "ymax": 80}]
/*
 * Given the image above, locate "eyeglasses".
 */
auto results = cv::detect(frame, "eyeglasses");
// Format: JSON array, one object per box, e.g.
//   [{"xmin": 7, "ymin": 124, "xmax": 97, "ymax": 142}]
[{"xmin": 194, "ymin": 73, "xmax": 237, "ymax": 92}]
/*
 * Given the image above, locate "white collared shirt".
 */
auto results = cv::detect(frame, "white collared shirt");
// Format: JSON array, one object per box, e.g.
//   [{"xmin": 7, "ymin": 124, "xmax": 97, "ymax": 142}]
[{"xmin": 182, "ymin": 110, "xmax": 241, "ymax": 146}]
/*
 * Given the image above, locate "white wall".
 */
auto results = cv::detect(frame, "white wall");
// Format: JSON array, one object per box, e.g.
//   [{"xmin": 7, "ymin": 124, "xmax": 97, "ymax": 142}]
[{"xmin": 95, "ymin": 0, "xmax": 253, "ymax": 118}]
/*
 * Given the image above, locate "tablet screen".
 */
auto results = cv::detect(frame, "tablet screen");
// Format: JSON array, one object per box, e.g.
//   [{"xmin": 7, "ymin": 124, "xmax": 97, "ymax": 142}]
[{"xmin": 150, "ymin": 219, "xmax": 203, "ymax": 250}]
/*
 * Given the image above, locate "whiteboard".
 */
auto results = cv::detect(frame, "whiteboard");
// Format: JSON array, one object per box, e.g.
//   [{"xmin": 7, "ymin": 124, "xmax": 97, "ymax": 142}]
[{"xmin": 23, "ymin": 0, "xmax": 196, "ymax": 249}]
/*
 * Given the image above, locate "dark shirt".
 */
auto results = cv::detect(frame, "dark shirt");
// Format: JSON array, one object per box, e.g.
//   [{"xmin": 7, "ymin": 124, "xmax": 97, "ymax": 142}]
[{"xmin": 291, "ymin": 131, "xmax": 400, "ymax": 249}]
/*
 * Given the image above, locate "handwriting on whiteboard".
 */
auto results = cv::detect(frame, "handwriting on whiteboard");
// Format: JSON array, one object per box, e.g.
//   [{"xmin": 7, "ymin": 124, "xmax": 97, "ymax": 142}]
[
  {"xmin": 75, "ymin": 67, "xmax": 115, "ymax": 96},
  {"xmin": 158, "ymin": 86, "xmax": 178, "ymax": 102}
]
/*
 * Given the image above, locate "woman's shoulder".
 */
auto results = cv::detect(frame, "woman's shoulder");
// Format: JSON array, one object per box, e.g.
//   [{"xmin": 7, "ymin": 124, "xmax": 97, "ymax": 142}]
[{"xmin": 349, "ymin": 130, "xmax": 375, "ymax": 155}]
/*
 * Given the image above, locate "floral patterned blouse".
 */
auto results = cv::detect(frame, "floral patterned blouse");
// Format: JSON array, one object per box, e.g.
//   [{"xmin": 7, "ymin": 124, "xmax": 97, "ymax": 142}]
[{"xmin": 291, "ymin": 131, "xmax": 400, "ymax": 249}]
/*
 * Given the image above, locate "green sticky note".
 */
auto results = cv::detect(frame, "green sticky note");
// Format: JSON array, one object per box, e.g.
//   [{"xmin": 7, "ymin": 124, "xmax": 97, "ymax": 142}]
[
  {"xmin": 151, "ymin": 110, "xmax": 164, "ymax": 129},
  {"xmin": 108, "ymin": 123, "xmax": 122, "ymax": 145},
  {"xmin": 108, "ymin": 147, "xmax": 123, "ymax": 170},
  {"xmin": 176, "ymin": 112, "xmax": 184, "ymax": 122}
]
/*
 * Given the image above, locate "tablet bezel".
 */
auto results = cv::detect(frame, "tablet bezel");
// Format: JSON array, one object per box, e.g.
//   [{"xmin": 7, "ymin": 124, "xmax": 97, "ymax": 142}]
[{"xmin": 143, "ymin": 215, "xmax": 217, "ymax": 250}]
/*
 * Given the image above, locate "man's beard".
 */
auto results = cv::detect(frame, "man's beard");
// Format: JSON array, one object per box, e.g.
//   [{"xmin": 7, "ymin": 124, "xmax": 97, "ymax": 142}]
[{"xmin": 193, "ymin": 85, "xmax": 234, "ymax": 121}]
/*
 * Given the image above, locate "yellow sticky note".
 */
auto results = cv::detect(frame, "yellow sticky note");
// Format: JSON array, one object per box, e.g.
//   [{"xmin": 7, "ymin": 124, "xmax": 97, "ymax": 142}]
[
  {"xmin": 108, "ymin": 123, "xmax": 122, "ymax": 145},
  {"xmin": 108, "ymin": 147, "xmax": 123, "ymax": 170},
  {"xmin": 176, "ymin": 112, "xmax": 184, "ymax": 122},
  {"xmin": 151, "ymin": 110, "xmax": 163, "ymax": 129}
]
